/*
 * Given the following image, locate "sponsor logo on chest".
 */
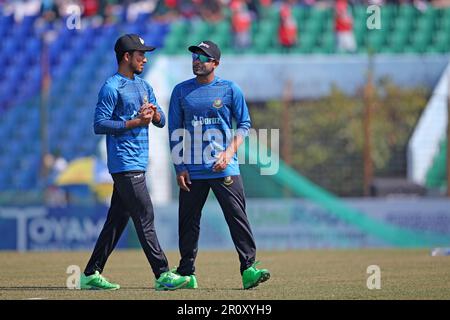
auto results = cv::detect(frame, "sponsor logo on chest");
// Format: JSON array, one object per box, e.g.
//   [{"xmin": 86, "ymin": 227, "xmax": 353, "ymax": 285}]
[{"xmin": 212, "ymin": 98, "xmax": 223, "ymax": 109}]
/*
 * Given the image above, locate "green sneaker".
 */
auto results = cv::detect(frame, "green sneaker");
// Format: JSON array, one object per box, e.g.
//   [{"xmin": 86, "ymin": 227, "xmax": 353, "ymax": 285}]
[
  {"xmin": 155, "ymin": 271, "xmax": 189, "ymax": 291},
  {"xmin": 80, "ymin": 271, "xmax": 120, "ymax": 290},
  {"xmin": 242, "ymin": 261, "xmax": 270, "ymax": 290},
  {"xmin": 184, "ymin": 274, "xmax": 198, "ymax": 289},
  {"xmin": 170, "ymin": 267, "xmax": 198, "ymax": 289}
]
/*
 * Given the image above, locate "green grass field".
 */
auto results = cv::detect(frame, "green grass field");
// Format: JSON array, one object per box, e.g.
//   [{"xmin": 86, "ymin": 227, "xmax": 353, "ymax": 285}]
[{"xmin": 0, "ymin": 249, "xmax": 449, "ymax": 300}]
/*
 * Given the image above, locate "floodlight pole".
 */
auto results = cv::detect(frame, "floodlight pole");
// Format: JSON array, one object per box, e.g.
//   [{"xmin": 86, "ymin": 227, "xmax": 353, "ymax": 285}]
[
  {"xmin": 40, "ymin": 32, "xmax": 51, "ymax": 182},
  {"xmin": 363, "ymin": 52, "xmax": 374, "ymax": 197}
]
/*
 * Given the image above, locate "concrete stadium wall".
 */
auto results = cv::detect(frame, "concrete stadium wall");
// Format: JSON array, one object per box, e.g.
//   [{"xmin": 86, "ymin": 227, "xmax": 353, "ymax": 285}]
[{"xmin": 160, "ymin": 54, "xmax": 450, "ymax": 101}]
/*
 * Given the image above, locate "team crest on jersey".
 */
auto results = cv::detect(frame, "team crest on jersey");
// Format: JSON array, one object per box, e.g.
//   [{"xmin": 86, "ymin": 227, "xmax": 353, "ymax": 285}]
[
  {"xmin": 223, "ymin": 176, "xmax": 233, "ymax": 186},
  {"xmin": 212, "ymin": 98, "xmax": 223, "ymax": 109}
]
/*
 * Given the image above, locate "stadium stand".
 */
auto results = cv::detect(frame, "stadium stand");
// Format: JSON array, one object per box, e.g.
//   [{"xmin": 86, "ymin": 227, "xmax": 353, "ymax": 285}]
[
  {"xmin": 159, "ymin": 4, "xmax": 450, "ymax": 55},
  {"xmin": 0, "ymin": 1, "xmax": 449, "ymax": 194}
]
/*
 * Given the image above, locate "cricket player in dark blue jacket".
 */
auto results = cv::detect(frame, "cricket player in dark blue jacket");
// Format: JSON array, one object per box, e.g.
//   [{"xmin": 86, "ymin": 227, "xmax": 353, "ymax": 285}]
[
  {"xmin": 168, "ymin": 41, "xmax": 271, "ymax": 290},
  {"xmin": 81, "ymin": 34, "xmax": 189, "ymax": 291}
]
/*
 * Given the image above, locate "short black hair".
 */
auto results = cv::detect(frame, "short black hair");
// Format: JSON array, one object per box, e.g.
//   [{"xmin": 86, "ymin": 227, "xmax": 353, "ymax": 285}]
[{"xmin": 116, "ymin": 50, "xmax": 134, "ymax": 64}]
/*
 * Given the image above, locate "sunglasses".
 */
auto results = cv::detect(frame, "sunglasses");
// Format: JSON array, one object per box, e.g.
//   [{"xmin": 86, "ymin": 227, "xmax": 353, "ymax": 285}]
[{"xmin": 192, "ymin": 53, "xmax": 214, "ymax": 63}]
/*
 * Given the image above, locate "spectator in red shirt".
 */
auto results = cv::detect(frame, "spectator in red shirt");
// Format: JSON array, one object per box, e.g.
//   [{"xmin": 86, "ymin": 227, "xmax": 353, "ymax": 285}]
[
  {"xmin": 81, "ymin": 0, "xmax": 99, "ymax": 17},
  {"xmin": 231, "ymin": 0, "xmax": 253, "ymax": 52},
  {"xmin": 278, "ymin": 1, "xmax": 298, "ymax": 51},
  {"xmin": 335, "ymin": 0, "xmax": 357, "ymax": 53}
]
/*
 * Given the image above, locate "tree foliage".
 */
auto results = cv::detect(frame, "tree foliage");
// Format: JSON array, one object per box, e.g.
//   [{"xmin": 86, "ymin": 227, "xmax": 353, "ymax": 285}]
[{"xmin": 249, "ymin": 80, "xmax": 429, "ymax": 196}]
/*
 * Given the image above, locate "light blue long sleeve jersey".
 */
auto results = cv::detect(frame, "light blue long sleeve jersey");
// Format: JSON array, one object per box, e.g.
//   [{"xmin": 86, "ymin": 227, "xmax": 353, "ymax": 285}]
[
  {"xmin": 94, "ymin": 72, "xmax": 165, "ymax": 174},
  {"xmin": 168, "ymin": 76, "xmax": 251, "ymax": 180}
]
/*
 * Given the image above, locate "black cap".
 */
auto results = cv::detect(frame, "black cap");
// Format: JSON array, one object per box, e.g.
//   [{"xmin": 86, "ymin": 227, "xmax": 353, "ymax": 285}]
[
  {"xmin": 114, "ymin": 34, "xmax": 155, "ymax": 54},
  {"xmin": 188, "ymin": 41, "xmax": 221, "ymax": 60}
]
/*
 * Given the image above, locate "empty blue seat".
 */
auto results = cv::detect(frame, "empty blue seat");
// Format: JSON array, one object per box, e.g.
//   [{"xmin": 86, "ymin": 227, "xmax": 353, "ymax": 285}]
[
  {"xmin": 0, "ymin": 14, "xmax": 14, "ymax": 30},
  {"xmin": 136, "ymin": 12, "xmax": 151, "ymax": 25},
  {"xmin": 1, "ymin": 39, "xmax": 18, "ymax": 56},
  {"xmin": 49, "ymin": 40, "xmax": 65, "ymax": 64},
  {"xmin": 22, "ymin": 15, "xmax": 38, "ymax": 29},
  {"xmin": 26, "ymin": 38, "xmax": 42, "ymax": 53},
  {"xmin": 12, "ymin": 173, "xmax": 34, "ymax": 190},
  {"xmin": 122, "ymin": 22, "xmax": 142, "ymax": 36},
  {"xmin": 0, "ymin": 17, "xmax": 186, "ymax": 192},
  {"xmin": 34, "ymin": 20, "xmax": 52, "ymax": 38},
  {"xmin": 0, "ymin": 82, "xmax": 17, "ymax": 101},
  {"xmin": 11, "ymin": 24, "xmax": 31, "ymax": 44},
  {"xmin": 102, "ymin": 25, "xmax": 119, "ymax": 38}
]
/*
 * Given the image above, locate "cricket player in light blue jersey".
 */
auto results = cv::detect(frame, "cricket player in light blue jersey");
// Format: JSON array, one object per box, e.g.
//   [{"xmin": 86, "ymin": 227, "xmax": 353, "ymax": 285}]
[
  {"xmin": 168, "ymin": 40, "xmax": 271, "ymax": 290},
  {"xmin": 80, "ymin": 34, "xmax": 189, "ymax": 291}
]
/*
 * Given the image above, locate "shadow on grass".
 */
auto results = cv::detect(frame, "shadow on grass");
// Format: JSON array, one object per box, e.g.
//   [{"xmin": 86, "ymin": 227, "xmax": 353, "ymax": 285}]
[
  {"xmin": 0, "ymin": 286, "xmax": 148, "ymax": 291},
  {"xmin": 0, "ymin": 286, "xmax": 248, "ymax": 291},
  {"xmin": 0, "ymin": 287, "xmax": 67, "ymax": 290}
]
